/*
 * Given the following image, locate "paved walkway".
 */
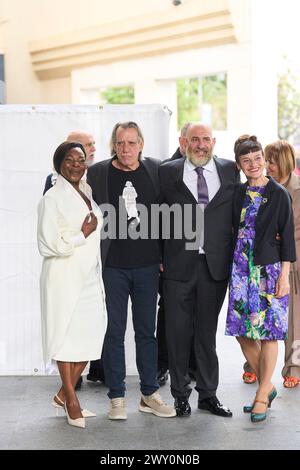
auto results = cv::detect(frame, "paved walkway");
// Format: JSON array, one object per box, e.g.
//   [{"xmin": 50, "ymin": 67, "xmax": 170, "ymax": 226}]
[{"xmin": 1, "ymin": 304, "xmax": 299, "ymax": 450}]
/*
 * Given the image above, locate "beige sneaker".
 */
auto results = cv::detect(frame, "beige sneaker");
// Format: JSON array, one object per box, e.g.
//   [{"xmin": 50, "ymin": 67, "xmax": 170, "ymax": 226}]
[
  {"xmin": 108, "ymin": 397, "xmax": 127, "ymax": 420},
  {"xmin": 139, "ymin": 392, "xmax": 176, "ymax": 418}
]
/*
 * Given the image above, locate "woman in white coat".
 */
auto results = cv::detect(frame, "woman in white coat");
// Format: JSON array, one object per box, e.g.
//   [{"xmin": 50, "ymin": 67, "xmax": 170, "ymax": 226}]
[{"xmin": 37, "ymin": 141, "xmax": 107, "ymax": 428}]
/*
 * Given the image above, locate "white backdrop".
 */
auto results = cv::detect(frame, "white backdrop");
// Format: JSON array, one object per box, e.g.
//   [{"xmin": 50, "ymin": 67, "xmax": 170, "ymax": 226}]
[{"xmin": 0, "ymin": 104, "xmax": 170, "ymax": 375}]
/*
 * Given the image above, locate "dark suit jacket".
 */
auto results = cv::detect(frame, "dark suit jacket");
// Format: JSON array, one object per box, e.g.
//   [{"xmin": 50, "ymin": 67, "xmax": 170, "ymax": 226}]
[
  {"xmin": 43, "ymin": 174, "xmax": 53, "ymax": 195},
  {"xmin": 159, "ymin": 156, "xmax": 240, "ymax": 282},
  {"xmin": 233, "ymin": 177, "xmax": 296, "ymax": 265},
  {"xmin": 170, "ymin": 147, "xmax": 183, "ymax": 161},
  {"xmin": 162, "ymin": 147, "xmax": 183, "ymax": 164},
  {"xmin": 87, "ymin": 156, "xmax": 161, "ymax": 267}
]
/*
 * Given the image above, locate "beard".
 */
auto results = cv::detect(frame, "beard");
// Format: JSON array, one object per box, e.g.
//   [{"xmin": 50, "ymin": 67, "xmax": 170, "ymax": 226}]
[{"xmin": 186, "ymin": 148, "xmax": 212, "ymax": 167}]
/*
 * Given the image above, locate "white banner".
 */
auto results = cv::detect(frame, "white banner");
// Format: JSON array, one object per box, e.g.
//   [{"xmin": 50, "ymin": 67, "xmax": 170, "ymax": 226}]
[{"xmin": 0, "ymin": 104, "xmax": 170, "ymax": 375}]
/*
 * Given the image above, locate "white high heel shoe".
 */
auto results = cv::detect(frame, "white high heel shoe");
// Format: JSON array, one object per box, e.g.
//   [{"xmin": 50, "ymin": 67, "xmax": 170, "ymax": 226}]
[
  {"xmin": 52, "ymin": 395, "xmax": 96, "ymax": 418},
  {"xmin": 64, "ymin": 403, "xmax": 85, "ymax": 429}
]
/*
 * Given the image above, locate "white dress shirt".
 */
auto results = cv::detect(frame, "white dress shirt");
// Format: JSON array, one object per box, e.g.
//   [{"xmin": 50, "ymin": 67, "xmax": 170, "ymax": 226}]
[{"xmin": 183, "ymin": 157, "xmax": 221, "ymax": 253}]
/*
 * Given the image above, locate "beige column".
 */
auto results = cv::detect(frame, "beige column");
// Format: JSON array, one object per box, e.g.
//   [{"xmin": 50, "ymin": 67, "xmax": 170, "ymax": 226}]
[{"xmin": 227, "ymin": 0, "xmax": 278, "ymax": 145}]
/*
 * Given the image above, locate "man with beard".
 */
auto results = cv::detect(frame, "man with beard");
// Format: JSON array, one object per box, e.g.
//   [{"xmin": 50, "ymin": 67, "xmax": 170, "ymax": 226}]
[
  {"xmin": 159, "ymin": 123, "xmax": 239, "ymax": 417},
  {"xmin": 156, "ymin": 122, "xmax": 197, "ymax": 387}
]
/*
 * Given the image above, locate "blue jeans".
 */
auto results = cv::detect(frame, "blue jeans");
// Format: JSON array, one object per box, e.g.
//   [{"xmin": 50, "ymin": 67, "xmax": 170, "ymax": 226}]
[{"xmin": 103, "ymin": 264, "xmax": 160, "ymax": 399}]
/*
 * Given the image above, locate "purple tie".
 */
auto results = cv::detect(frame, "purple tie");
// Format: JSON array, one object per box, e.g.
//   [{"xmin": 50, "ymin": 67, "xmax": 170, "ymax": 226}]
[{"xmin": 195, "ymin": 167, "xmax": 209, "ymax": 207}]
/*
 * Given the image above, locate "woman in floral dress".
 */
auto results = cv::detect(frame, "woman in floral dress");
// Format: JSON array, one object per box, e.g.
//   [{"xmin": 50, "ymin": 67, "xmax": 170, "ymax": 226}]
[{"xmin": 225, "ymin": 135, "xmax": 296, "ymax": 422}]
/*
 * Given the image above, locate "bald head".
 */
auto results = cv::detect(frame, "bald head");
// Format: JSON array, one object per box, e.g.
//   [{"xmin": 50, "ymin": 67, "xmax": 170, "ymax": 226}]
[
  {"xmin": 186, "ymin": 123, "xmax": 213, "ymax": 139},
  {"xmin": 66, "ymin": 130, "xmax": 96, "ymax": 166},
  {"xmin": 185, "ymin": 123, "xmax": 215, "ymax": 167}
]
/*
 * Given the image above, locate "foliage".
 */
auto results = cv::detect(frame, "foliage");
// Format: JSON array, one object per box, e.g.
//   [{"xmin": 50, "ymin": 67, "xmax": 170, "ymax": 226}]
[
  {"xmin": 176, "ymin": 78, "xmax": 199, "ymax": 129},
  {"xmin": 177, "ymin": 73, "xmax": 227, "ymax": 130},
  {"xmin": 101, "ymin": 86, "xmax": 134, "ymax": 104},
  {"xmin": 278, "ymin": 66, "xmax": 300, "ymax": 142}
]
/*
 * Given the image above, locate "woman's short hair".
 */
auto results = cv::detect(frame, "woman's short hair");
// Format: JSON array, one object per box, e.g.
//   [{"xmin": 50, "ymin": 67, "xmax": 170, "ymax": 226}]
[
  {"xmin": 53, "ymin": 141, "xmax": 86, "ymax": 174},
  {"xmin": 109, "ymin": 121, "xmax": 144, "ymax": 157},
  {"xmin": 234, "ymin": 135, "xmax": 263, "ymax": 163},
  {"xmin": 264, "ymin": 140, "xmax": 296, "ymax": 180}
]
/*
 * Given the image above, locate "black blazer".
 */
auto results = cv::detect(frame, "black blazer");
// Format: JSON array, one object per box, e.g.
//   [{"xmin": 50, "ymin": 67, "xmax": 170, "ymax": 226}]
[
  {"xmin": 159, "ymin": 156, "xmax": 240, "ymax": 281},
  {"xmin": 170, "ymin": 147, "xmax": 183, "ymax": 161},
  {"xmin": 87, "ymin": 156, "xmax": 161, "ymax": 267},
  {"xmin": 162, "ymin": 147, "xmax": 183, "ymax": 164},
  {"xmin": 233, "ymin": 177, "xmax": 296, "ymax": 265}
]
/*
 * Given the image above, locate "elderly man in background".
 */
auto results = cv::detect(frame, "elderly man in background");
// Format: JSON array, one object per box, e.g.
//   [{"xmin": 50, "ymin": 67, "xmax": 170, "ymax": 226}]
[{"xmin": 169, "ymin": 122, "xmax": 192, "ymax": 161}]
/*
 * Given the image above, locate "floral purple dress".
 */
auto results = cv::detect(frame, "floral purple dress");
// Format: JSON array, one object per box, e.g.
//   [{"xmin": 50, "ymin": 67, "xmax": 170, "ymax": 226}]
[{"xmin": 225, "ymin": 186, "xmax": 288, "ymax": 340}]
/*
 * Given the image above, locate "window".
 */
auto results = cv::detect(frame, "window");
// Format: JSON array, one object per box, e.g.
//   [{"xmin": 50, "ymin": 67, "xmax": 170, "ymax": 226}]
[
  {"xmin": 100, "ymin": 85, "xmax": 134, "ymax": 104},
  {"xmin": 177, "ymin": 73, "xmax": 227, "ymax": 130}
]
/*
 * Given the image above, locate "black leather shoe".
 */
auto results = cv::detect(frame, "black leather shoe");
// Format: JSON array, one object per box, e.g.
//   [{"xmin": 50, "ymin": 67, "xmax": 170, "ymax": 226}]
[
  {"xmin": 75, "ymin": 375, "xmax": 83, "ymax": 390},
  {"xmin": 157, "ymin": 368, "xmax": 169, "ymax": 386},
  {"xmin": 198, "ymin": 396, "xmax": 232, "ymax": 417},
  {"xmin": 87, "ymin": 370, "xmax": 105, "ymax": 383},
  {"xmin": 174, "ymin": 397, "xmax": 191, "ymax": 417}
]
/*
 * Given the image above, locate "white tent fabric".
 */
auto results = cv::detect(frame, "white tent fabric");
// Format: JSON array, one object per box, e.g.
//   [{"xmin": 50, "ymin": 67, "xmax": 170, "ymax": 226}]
[{"xmin": 0, "ymin": 104, "xmax": 170, "ymax": 375}]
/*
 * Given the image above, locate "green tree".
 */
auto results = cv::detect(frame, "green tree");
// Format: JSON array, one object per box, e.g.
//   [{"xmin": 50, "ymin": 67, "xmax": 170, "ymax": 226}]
[
  {"xmin": 278, "ymin": 66, "xmax": 300, "ymax": 141},
  {"xmin": 202, "ymin": 74, "xmax": 227, "ymax": 130},
  {"xmin": 177, "ymin": 78, "xmax": 200, "ymax": 129},
  {"xmin": 177, "ymin": 74, "xmax": 227, "ymax": 130},
  {"xmin": 101, "ymin": 86, "xmax": 134, "ymax": 104}
]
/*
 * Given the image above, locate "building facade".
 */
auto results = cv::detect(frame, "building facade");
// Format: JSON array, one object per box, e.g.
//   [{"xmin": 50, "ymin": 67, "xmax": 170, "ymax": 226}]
[{"xmin": 0, "ymin": 0, "xmax": 279, "ymax": 152}]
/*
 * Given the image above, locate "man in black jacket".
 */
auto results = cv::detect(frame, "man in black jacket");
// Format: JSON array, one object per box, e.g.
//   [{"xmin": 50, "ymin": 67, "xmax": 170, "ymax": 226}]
[
  {"xmin": 160, "ymin": 122, "xmax": 239, "ymax": 417},
  {"xmin": 157, "ymin": 121, "xmax": 197, "ymax": 386},
  {"xmin": 87, "ymin": 121, "xmax": 175, "ymax": 420}
]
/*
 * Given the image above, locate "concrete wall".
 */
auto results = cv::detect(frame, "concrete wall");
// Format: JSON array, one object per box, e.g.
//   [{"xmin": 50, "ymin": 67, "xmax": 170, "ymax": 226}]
[{"xmin": 0, "ymin": 0, "xmax": 174, "ymax": 103}]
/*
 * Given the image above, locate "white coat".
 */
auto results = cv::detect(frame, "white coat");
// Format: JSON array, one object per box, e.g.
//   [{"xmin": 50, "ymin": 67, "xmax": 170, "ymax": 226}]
[{"xmin": 37, "ymin": 175, "xmax": 106, "ymax": 364}]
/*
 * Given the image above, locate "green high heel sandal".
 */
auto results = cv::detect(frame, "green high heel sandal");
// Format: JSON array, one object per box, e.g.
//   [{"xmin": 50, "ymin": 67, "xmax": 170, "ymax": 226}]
[
  {"xmin": 243, "ymin": 386, "xmax": 277, "ymax": 413},
  {"xmin": 251, "ymin": 399, "xmax": 268, "ymax": 423}
]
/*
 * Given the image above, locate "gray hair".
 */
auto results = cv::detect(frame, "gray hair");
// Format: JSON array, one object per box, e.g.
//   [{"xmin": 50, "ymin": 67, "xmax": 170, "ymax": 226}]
[
  {"xmin": 110, "ymin": 121, "xmax": 144, "ymax": 156},
  {"xmin": 180, "ymin": 122, "xmax": 192, "ymax": 138}
]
